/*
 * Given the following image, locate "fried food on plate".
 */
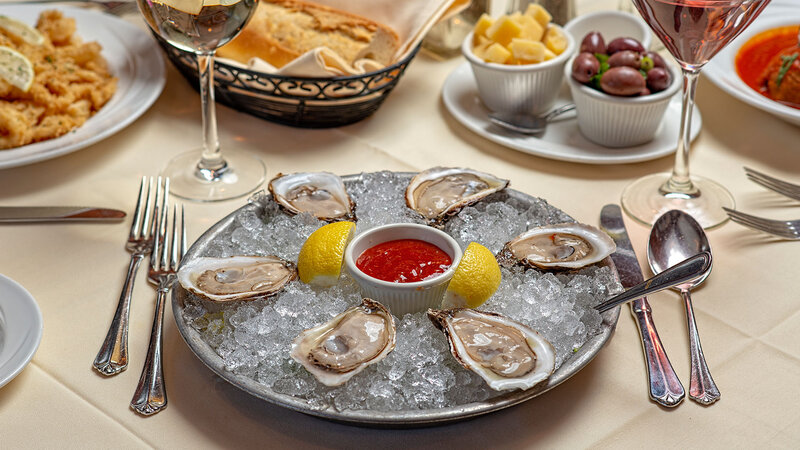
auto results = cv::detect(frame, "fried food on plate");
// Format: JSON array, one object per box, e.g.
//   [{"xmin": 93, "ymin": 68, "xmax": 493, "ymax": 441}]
[{"xmin": 0, "ymin": 10, "xmax": 117, "ymax": 150}]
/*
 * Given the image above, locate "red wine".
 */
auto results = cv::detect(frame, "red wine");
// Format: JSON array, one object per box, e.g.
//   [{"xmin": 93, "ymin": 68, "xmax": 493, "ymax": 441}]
[{"xmin": 632, "ymin": 0, "xmax": 771, "ymax": 68}]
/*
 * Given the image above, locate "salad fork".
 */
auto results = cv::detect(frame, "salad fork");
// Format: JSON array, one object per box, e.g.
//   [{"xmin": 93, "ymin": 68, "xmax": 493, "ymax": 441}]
[
  {"xmin": 723, "ymin": 207, "xmax": 800, "ymax": 240},
  {"xmin": 93, "ymin": 176, "xmax": 165, "ymax": 376},
  {"xmin": 744, "ymin": 167, "xmax": 800, "ymax": 202},
  {"xmin": 131, "ymin": 201, "xmax": 185, "ymax": 416}
]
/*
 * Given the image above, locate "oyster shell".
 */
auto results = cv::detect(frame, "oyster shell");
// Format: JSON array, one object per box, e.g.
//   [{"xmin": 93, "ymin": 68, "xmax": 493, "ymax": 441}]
[
  {"xmin": 291, "ymin": 298, "xmax": 396, "ymax": 387},
  {"xmin": 405, "ymin": 167, "xmax": 509, "ymax": 224},
  {"xmin": 428, "ymin": 308, "xmax": 555, "ymax": 391},
  {"xmin": 499, "ymin": 222, "xmax": 616, "ymax": 270},
  {"xmin": 177, "ymin": 256, "xmax": 297, "ymax": 302},
  {"xmin": 268, "ymin": 172, "xmax": 355, "ymax": 221}
]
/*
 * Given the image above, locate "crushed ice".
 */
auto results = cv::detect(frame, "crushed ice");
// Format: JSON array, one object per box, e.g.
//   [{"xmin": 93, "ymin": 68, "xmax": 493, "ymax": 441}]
[{"xmin": 182, "ymin": 171, "xmax": 622, "ymax": 412}]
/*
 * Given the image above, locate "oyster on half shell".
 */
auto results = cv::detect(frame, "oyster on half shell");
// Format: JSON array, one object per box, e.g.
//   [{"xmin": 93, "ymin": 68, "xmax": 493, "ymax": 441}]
[
  {"xmin": 177, "ymin": 256, "xmax": 297, "ymax": 302},
  {"xmin": 291, "ymin": 298, "xmax": 396, "ymax": 387},
  {"xmin": 499, "ymin": 222, "xmax": 616, "ymax": 270},
  {"xmin": 427, "ymin": 308, "xmax": 555, "ymax": 391},
  {"xmin": 268, "ymin": 172, "xmax": 355, "ymax": 221},
  {"xmin": 405, "ymin": 167, "xmax": 509, "ymax": 224}
]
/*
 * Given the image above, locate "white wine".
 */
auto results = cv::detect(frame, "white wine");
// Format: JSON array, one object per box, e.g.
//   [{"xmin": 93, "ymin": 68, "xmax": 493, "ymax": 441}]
[{"xmin": 138, "ymin": 0, "xmax": 256, "ymax": 53}]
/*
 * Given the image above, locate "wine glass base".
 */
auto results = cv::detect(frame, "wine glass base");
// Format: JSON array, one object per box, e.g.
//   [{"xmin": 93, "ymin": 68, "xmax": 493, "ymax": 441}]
[
  {"xmin": 621, "ymin": 173, "xmax": 734, "ymax": 229},
  {"xmin": 162, "ymin": 149, "xmax": 266, "ymax": 202}
]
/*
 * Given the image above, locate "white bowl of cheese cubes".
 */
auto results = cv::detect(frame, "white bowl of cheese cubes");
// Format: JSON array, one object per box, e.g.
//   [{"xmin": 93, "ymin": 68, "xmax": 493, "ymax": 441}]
[{"xmin": 462, "ymin": 4, "xmax": 575, "ymax": 116}]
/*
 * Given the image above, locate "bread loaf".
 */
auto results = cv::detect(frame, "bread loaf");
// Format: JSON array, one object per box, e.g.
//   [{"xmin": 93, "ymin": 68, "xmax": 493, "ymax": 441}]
[{"xmin": 218, "ymin": 0, "xmax": 399, "ymax": 68}]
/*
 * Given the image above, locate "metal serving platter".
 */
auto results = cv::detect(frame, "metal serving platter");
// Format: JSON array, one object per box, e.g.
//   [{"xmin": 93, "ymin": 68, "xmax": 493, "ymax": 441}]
[{"xmin": 171, "ymin": 172, "xmax": 621, "ymax": 427}]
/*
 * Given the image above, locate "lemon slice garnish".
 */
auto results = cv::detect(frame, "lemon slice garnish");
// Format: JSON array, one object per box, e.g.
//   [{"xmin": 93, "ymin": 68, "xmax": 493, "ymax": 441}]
[
  {"xmin": 297, "ymin": 221, "xmax": 356, "ymax": 287},
  {"xmin": 0, "ymin": 46, "xmax": 34, "ymax": 92},
  {"xmin": 441, "ymin": 242, "xmax": 502, "ymax": 309},
  {"xmin": 0, "ymin": 16, "xmax": 44, "ymax": 46}
]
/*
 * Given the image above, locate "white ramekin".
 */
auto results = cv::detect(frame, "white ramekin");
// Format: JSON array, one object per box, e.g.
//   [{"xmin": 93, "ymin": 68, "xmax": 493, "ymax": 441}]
[
  {"xmin": 344, "ymin": 223, "xmax": 463, "ymax": 317},
  {"xmin": 462, "ymin": 26, "xmax": 576, "ymax": 116},
  {"xmin": 563, "ymin": 10, "xmax": 652, "ymax": 52},
  {"xmin": 565, "ymin": 57, "xmax": 681, "ymax": 148}
]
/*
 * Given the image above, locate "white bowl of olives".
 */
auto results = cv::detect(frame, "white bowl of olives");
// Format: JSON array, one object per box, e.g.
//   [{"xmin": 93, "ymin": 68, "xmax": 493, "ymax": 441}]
[{"xmin": 565, "ymin": 32, "xmax": 680, "ymax": 148}]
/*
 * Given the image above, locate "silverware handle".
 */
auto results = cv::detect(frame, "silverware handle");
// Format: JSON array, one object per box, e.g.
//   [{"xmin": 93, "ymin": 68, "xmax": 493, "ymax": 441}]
[
  {"xmin": 546, "ymin": 103, "xmax": 576, "ymax": 121},
  {"xmin": 131, "ymin": 284, "xmax": 170, "ymax": 415},
  {"xmin": 93, "ymin": 253, "xmax": 144, "ymax": 375},
  {"xmin": 630, "ymin": 299, "xmax": 685, "ymax": 407},
  {"xmin": 682, "ymin": 290, "xmax": 720, "ymax": 405},
  {"xmin": 595, "ymin": 252, "xmax": 711, "ymax": 313}
]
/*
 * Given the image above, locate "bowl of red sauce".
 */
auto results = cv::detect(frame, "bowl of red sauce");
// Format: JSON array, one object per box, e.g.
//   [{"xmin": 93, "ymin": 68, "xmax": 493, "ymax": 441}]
[{"xmin": 344, "ymin": 223, "xmax": 463, "ymax": 317}]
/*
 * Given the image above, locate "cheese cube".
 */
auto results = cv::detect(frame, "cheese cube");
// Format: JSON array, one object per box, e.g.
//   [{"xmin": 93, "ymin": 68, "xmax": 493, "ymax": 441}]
[
  {"xmin": 473, "ymin": 13, "xmax": 494, "ymax": 40},
  {"xmin": 543, "ymin": 26, "xmax": 567, "ymax": 55},
  {"xmin": 517, "ymin": 14, "xmax": 544, "ymax": 42},
  {"xmin": 543, "ymin": 48, "xmax": 557, "ymax": 60},
  {"xmin": 472, "ymin": 35, "xmax": 492, "ymax": 59},
  {"xmin": 525, "ymin": 4, "xmax": 552, "ymax": 29},
  {"xmin": 485, "ymin": 16, "xmax": 522, "ymax": 48},
  {"xmin": 483, "ymin": 42, "xmax": 512, "ymax": 64},
  {"xmin": 510, "ymin": 38, "xmax": 546, "ymax": 64}
]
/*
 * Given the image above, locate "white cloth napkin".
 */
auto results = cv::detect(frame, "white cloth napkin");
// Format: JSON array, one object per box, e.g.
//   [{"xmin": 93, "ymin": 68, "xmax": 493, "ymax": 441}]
[{"xmin": 217, "ymin": 0, "xmax": 469, "ymax": 77}]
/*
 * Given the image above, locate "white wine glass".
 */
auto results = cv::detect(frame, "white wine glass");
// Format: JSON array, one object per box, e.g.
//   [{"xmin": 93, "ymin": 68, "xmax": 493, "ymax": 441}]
[
  {"xmin": 138, "ymin": 0, "xmax": 265, "ymax": 201},
  {"xmin": 622, "ymin": 0, "xmax": 771, "ymax": 228}
]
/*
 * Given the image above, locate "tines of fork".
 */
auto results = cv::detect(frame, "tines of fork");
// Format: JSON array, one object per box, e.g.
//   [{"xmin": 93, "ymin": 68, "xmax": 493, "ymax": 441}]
[
  {"xmin": 723, "ymin": 207, "xmax": 800, "ymax": 240},
  {"xmin": 94, "ymin": 176, "xmax": 167, "ymax": 376},
  {"xmin": 744, "ymin": 167, "xmax": 800, "ymax": 202},
  {"xmin": 131, "ymin": 201, "xmax": 185, "ymax": 415}
]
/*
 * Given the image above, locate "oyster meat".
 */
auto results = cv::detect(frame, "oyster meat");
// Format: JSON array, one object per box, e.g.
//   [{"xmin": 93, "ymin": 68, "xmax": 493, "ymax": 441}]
[
  {"xmin": 500, "ymin": 222, "xmax": 616, "ymax": 270},
  {"xmin": 177, "ymin": 256, "xmax": 297, "ymax": 302},
  {"xmin": 268, "ymin": 172, "xmax": 354, "ymax": 221},
  {"xmin": 291, "ymin": 298, "xmax": 396, "ymax": 387},
  {"xmin": 406, "ymin": 167, "xmax": 509, "ymax": 223},
  {"xmin": 427, "ymin": 308, "xmax": 555, "ymax": 391}
]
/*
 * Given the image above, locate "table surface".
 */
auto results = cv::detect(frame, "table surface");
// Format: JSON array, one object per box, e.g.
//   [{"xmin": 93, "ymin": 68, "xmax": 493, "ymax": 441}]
[{"xmin": 2, "ymin": 2, "xmax": 799, "ymax": 448}]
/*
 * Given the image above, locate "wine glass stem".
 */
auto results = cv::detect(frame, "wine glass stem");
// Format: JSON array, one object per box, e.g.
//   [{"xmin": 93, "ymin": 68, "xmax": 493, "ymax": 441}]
[
  {"xmin": 196, "ymin": 52, "xmax": 228, "ymax": 180},
  {"xmin": 661, "ymin": 69, "xmax": 700, "ymax": 198}
]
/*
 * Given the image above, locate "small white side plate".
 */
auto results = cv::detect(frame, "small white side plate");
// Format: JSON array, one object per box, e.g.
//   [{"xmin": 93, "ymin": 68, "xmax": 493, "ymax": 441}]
[
  {"xmin": 0, "ymin": 274, "xmax": 43, "ymax": 388},
  {"xmin": 0, "ymin": 5, "xmax": 166, "ymax": 169},
  {"xmin": 704, "ymin": 5, "xmax": 800, "ymax": 127},
  {"xmin": 442, "ymin": 62, "xmax": 701, "ymax": 165}
]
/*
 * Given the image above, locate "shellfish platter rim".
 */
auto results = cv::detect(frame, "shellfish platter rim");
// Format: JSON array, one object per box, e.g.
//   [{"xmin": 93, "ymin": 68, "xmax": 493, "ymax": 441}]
[{"xmin": 171, "ymin": 171, "xmax": 621, "ymax": 427}]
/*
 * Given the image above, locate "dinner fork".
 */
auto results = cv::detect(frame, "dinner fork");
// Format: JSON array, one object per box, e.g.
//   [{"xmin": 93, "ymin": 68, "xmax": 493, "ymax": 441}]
[
  {"xmin": 723, "ymin": 207, "xmax": 800, "ymax": 240},
  {"xmin": 131, "ymin": 201, "xmax": 184, "ymax": 416},
  {"xmin": 93, "ymin": 176, "xmax": 165, "ymax": 376},
  {"xmin": 744, "ymin": 167, "xmax": 800, "ymax": 202}
]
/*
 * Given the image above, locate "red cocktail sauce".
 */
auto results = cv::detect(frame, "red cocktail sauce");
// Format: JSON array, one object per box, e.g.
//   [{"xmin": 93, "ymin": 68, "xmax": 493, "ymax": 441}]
[{"xmin": 356, "ymin": 239, "xmax": 452, "ymax": 283}]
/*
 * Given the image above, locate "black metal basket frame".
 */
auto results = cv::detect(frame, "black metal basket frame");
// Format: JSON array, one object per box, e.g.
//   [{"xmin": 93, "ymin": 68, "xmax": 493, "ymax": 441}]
[{"xmin": 157, "ymin": 35, "xmax": 419, "ymax": 128}]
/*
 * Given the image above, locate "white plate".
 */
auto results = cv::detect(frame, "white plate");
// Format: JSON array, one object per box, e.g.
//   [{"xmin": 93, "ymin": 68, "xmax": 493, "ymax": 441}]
[
  {"xmin": 0, "ymin": 274, "xmax": 43, "ymax": 388},
  {"xmin": 442, "ymin": 62, "xmax": 701, "ymax": 165},
  {"xmin": 0, "ymin": 5, "xmax": 166, "ymax": 169},
  {"xmin": 704, "ymin": 3, "xmax": 800, "ymax": 127}
]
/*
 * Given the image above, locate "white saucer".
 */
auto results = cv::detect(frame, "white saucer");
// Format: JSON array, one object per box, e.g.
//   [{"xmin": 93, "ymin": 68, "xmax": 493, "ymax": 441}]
[
  {"xmin": 442, "ymin": 62, "xmax": 701, "ymax": 165},
  {"xmin": 0, "ymin": 274, "xmax": 43, "ymax": 388}
]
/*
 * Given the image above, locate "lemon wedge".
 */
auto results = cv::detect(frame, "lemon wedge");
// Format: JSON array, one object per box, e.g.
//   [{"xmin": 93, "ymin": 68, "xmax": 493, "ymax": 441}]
[
  {"xmin": 0, "ymin": 16, "xmax": 45, "ymax": 46},
  {"xmin": 442, "ymin": 242, "xmax": 502, "ymax": 309},
  {"xmin": 0, "ymin": 46, "xmax": 34, "ymax": 92},
  {"xmin": 297, "ymin": 221, "xmax": 355, "ymax": 287}
]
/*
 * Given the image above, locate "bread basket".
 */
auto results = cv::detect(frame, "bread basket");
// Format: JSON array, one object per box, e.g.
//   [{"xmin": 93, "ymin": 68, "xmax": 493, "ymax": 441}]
[{"xmin": 155, "ymin": 35, "xmax": 419, "ymax": 128}]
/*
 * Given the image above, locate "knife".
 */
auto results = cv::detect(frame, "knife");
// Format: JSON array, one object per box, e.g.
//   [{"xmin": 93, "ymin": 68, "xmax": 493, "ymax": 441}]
[
  {"xmin": 600, "ymin": 204, "xmax": 685, "ymax": 407},
  {"xmin": 0, "ymin": 206, "xmax": 126, "ymax": 223}
]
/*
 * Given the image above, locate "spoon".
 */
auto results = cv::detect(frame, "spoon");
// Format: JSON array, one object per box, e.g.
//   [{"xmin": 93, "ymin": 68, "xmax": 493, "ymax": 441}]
[
  {"xmin": 488, "ymin": 104, "xmax": 576, "ymax": 135},
  {"xmin": 593, "ymin": 251, "xmax": 712, "ymax": 313},
  {"xmin": 648, "ymin": 210, "xmax": 721, "ymax": 405}
]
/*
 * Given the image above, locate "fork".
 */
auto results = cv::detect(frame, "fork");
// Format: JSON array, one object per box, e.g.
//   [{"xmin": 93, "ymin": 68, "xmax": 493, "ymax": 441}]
[
  {"xmin": 93, "ymin": 176, "xmax": 165, "ymax": 376},
  {"xmin": 744, "ymin": 167, "xmax": 800, "ymax": 202},
  {"xmin": 723, "ymin": 207, "xmax": 800, "ymax": 240},
  {"xmin": 131, "ymin": 201, "xmax": 184, "ymax": 416}
]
